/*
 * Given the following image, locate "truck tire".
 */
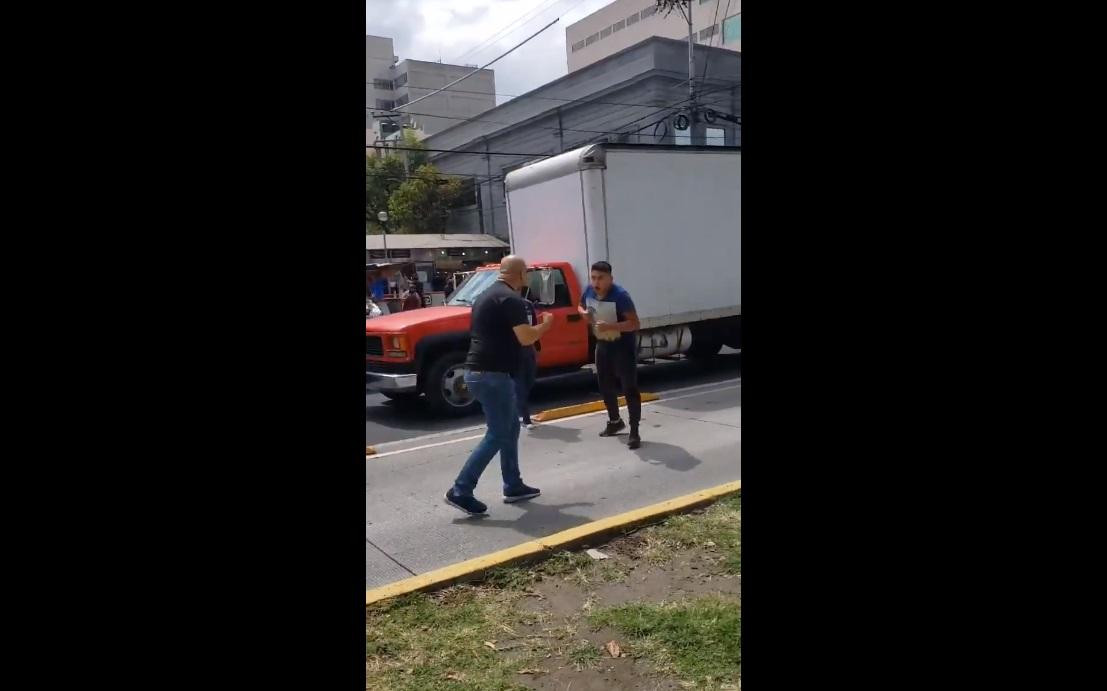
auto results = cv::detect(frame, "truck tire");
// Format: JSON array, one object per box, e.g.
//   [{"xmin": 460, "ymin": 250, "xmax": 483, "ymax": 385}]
[
  {"xmin": 424, "ymin": 351, "xmax": 479, "ymax": 417},
  {"xmin": 688, "ymin": 323, "xmax": 724, "ymax": 361},
  {"xmin": 722, "ymin": 316, "xmax": 742, "ymax": 350}
]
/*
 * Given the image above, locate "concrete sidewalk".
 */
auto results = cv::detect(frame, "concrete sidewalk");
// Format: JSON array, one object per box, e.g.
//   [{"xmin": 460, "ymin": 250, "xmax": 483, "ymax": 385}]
[{"xmin": 365, "ymin": 380, "xmax": 741, "ymax": 588}]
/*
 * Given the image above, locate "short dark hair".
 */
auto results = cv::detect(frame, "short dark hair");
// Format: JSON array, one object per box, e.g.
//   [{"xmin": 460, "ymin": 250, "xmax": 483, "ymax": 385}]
[{"xmin": 591, "ymin": 261, "xmax": 612, "ymax": 274}]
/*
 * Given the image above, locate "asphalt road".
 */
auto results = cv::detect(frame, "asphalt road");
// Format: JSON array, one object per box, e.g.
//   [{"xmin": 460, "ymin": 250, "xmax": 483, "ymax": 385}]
[
  {"xmin": 366, "ymin": 378, "xmax": 741, "ymax": 587},
  {"xmin": 366, "ymin": 348, "xmax": 741, "ymax": 445}
]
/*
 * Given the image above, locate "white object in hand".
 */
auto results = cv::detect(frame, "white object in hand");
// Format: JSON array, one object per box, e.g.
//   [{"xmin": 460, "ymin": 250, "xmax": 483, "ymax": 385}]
[{"xmin": 587, "ymin": 299, "xmax": 620, "ymax": 341}]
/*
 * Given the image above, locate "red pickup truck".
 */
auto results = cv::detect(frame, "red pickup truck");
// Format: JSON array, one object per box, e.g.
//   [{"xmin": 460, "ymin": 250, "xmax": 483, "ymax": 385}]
[
  {"xmin": 366, "ymin": 261, "xmax": 601, "ymax": 415},
  {"xmin": 366, "ymin": 260, "xmax": 731, "ymax": 416}
]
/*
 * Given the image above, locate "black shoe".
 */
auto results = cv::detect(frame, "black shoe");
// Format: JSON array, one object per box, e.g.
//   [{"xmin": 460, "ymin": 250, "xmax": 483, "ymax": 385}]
[
  {"xmin": 599, "ymin": 419, "xmax": 626, "ymax": 437},
  {"xmin": 503, "ymin": 484, "xmax": 541, "ymax": 503},
  {"xmin": 627, "ymin": 429, "xmax": 641, "ymax": 450},
  {"xmin": 444, "ymin": 490, "xmax": 487, "ymax": 515}
]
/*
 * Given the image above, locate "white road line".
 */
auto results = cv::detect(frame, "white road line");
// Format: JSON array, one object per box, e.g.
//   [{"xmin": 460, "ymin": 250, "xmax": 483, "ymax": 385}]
[{"xmin": 367, "ymin": 383, "xmax": 741, "ymax": 460}]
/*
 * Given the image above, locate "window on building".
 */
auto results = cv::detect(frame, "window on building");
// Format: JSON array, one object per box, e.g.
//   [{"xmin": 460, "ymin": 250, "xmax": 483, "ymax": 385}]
[
  {"xmin": 613, "ymin": 19, "xmax": 625, "ymax": 32},
  {"xmin": 585, "ymin": 32, "xmax": 599, "ymax": 46},
  {"xmin": 627, "ymin": 13, "xmax": 639, "ymax": 25},
  {"xmin": 700, "ymin": 0, "xmax": 714, "ymax": 4},
  {"xmin": 600, "ymin": 26, "xmax": 612, "ymax": 39},
  {"xmin": 394, "ymin": 72, "xmax": 408, "ymax": 87},
  {"xmin": 572, "ymin": 39, "xmax": 586, "ymax": 52},
  {"xmin": 394, "ymin": 94, "xmax": 409, "ymax": 106},
  {"xmin": 373, "ymin": 78, "xmax": 393, "ymax": 90},
  {"xmin": 723, "ymin": 14, "xmax": 741, "ymax": 45},
  {"xmin": 699, "ymin": 25, "xmax": 718, "ymax": 40},
  {"xmin": 706, "ymin": 127, "xmax": 726, "ymax": 146},
  {"xmin": 375, "ymin": 99, "xmax": 395, "ymax": 111},
  {"xmin": 674, "ymin": 129, "xmax": 691, "ymax": 146},
  {"xmin": 640, "ymin": 5, "xmax": 657, "ymax": 19},
  {"xmin": 389, "ymin": 249, "xmax": 412, "ymax": 259}
]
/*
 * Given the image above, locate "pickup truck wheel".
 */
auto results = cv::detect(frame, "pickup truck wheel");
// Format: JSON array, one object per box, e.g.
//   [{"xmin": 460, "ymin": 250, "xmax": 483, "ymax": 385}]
[{"xmin": 425, "ymin": 351, "xmax": 479, "ymax": 416}]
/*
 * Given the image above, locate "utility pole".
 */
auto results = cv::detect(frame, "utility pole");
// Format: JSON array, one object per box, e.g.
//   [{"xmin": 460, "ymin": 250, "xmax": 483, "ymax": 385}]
[{"xmin": 686, "ymin": 1, "xmax": 695, "ymax": 109}]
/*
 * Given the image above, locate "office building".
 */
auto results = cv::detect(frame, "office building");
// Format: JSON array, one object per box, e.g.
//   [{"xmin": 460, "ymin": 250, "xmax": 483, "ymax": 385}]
[{"xmin": 566, "ymin": 0, "xmax": 740, "ymax": 72}]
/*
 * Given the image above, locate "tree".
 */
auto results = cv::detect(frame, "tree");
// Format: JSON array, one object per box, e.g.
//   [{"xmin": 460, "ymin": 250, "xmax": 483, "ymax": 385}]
[
  {"xmin": 387, "ymin": 163, "xmax": 463, "ymax": 234},
  {"xmin": 366, "ymin": 155, "xmax": 405, "ymax": 233},
  {"xmin": 400, "ymin": 129, "xmax": 428, "ymax": 171}
]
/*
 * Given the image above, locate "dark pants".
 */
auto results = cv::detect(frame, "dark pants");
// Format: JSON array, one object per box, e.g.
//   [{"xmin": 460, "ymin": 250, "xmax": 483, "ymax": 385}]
[
  {"xmin": 595, "ymin": 341, "xmax": 640, "ymax": 427},
  {"xmin": 515, "ymin": 347, "xmax": 537, "ymax": 423}
]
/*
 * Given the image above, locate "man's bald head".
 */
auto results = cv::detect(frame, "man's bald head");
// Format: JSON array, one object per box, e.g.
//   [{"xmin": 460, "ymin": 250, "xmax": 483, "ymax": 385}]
[{"xmin": 498, "ymin": 255, "xmax": 528, "ymax": 290}]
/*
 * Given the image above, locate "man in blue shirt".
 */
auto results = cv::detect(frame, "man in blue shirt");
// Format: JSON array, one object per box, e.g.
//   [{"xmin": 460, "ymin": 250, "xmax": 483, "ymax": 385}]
[{"xmin": 578, "ymin": 261, "xmax": 642, "ymax": 449}]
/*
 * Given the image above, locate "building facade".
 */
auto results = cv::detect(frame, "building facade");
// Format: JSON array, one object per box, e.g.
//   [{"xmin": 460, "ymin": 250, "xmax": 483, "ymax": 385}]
[
  {"xmin": 566, "ymin": 0, "xmax": 740, "ymax": 73},
  {"xmin": 422, "ymin": 36, "xmax": 740, "ymax": 240},
  {"xmin": 366, "ymin": 35, "xmax": 497, "ymax": 142}
]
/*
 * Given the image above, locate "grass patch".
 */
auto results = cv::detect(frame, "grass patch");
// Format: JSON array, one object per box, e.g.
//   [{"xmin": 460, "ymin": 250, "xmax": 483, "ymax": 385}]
[
  {"xmin": 567, "ymin": 640, "xmax": 602, "ymax": 670},
  {"xmin": 637, "ymin": 493, "xmax": 741, "ymax": 572},
  {"xmin": 589, "ymin": 595, "xmax": 741, "ymax": 689},
  {"xmin": 367, "ymin": 588, "xmax": 539, "ymax": 691},
  {"xmin": 482, "ymin": 565, "xmax": 537, "ymax": 590},
  {"xmin": 540, "ymin": 550, "xmax": 593, "ymax": 576}
]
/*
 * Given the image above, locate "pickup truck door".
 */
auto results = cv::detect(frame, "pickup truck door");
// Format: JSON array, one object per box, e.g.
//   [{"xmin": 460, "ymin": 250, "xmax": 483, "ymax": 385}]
[{"xmin": 526, "ymin": 267, "xmax": 588, "ymax": 368}]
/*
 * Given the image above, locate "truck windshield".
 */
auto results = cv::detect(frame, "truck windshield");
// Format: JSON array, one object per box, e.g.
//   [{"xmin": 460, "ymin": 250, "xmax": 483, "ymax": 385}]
[{"xmin": 446, "ymin": 270, "xmax": 499, "ymax": 306}]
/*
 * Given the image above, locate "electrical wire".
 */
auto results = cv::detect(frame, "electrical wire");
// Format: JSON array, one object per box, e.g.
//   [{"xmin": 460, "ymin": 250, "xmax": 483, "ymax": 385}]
[
  {"xmin": 366, "ymin": 145, "xmax": 554, "ymax": 157},
  {"xmin": 453, "ymin": 0, "xmax": 568, "ymax": 63}
]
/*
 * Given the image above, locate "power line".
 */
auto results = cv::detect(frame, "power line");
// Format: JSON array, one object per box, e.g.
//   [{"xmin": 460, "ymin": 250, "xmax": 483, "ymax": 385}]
[
  {"xmin": 370, "ymin": 83, "xmax": 728, "ymax": 112},
  {"xmin": 453, "ymin": 0, "xmax": 568, "ymax": 63},
  {"xmin": 703, "ymin": 3, "xmax": 735, "ymax": 85},
  {"xmin": 370, "ymin": 106, "xmax": 725, "ymax": 138},
  {"xmin": 393, "ymin": 19, "xmax": 559, "ymax": 113},
  {"xmin": 367, "ymin": 145, "xmax": 554, "ymax": 158},
  {"xmin": 372, "ymin": 82, "xmax": 736, "ymax": 150}
]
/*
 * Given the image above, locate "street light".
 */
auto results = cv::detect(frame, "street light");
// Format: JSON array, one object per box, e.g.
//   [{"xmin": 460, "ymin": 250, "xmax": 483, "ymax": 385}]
[{"xmin": 377, "ymin": 210, "xmax": 389, "ymax": 259}]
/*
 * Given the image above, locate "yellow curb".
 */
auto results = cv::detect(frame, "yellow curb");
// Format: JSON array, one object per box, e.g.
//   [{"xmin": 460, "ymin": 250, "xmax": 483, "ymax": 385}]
[
  {"xmin": 366, "ymin": 480, "xmax": 740, "ymax": 606},
  {"xmin": 366, "ymin": 446, "xmax": 376, "ymax": 456},
  {"xmin": 533, "ymin": 392, "xmax": 660, "ymax": 422}
]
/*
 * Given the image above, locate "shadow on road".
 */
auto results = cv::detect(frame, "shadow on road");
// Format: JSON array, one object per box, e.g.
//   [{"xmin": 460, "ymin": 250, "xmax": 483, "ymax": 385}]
[
  {"xmin": 652, "ymin": 387, "xmax": 742, "ymax": 415},
  {"xmin": 451, "ymin": 500, "xmax": 595, "ymax": 537},
  {"xmin": 524, "ymin": 424, "xmax": 582, "ymax": 443},
  {"xmin": 631, "ymin": 440, "xmax": 703, "ymax": 472}
]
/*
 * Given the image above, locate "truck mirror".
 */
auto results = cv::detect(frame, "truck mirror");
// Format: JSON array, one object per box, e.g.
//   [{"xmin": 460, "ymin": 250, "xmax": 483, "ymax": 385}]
[{"xmin": 536, "ymin": 269, "xmax": 556, "ymax": 305}]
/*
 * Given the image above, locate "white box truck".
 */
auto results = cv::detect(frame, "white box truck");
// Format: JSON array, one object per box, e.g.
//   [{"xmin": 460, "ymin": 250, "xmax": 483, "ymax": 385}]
[
  {"xmin": 365, "ymin": 143, "xmax": 740, "ymax": 415},
  {"xmin": 506, "ymin": 143, "xmax": 741, "ymax": 358}
]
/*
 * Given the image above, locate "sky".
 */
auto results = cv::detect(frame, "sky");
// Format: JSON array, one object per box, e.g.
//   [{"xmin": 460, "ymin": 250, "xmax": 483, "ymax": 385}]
[{"xmin": 367, "ymin": 0, "xmax": 615, "ymax": 105}]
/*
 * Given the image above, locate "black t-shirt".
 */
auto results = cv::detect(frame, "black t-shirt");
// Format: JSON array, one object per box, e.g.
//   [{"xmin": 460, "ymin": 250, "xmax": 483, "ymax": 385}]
[{"xmin": 465, "ymin": 280, "xmax": 529, "ymax": 373}]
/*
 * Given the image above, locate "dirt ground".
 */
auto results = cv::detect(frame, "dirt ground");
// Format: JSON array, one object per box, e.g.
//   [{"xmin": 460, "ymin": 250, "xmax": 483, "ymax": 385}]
[{"xmin": 367, "ymin": 493, "xmax": 741, "ymax": 691}]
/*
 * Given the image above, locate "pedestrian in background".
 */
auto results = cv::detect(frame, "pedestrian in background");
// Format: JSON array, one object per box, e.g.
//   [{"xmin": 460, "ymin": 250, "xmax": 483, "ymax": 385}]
[
  {"xmin": 578, "ymin": 261, "xmax": 642, "ymax": 449},
  {"xmin": 445, "ymin": 255, "xmax": 553, "ymax": 516}
]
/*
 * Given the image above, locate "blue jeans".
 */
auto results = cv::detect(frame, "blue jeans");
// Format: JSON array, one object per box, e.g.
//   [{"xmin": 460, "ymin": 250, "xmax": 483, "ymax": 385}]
[
  {"xmin": 515, "ymin": 348, "xmax": 537, "ymax": 423},
  {"xmin": 452, "ymin": 371, "xmax": 523, "ymax": 497}
]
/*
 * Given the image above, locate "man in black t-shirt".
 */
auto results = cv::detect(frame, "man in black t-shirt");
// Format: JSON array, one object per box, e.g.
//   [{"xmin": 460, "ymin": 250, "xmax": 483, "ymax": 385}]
[{"xmin": 445, "ymin": 256, "xmax": 554, "ymax": 516}]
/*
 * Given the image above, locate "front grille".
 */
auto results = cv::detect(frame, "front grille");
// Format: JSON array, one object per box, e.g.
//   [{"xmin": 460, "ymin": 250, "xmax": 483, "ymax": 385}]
[
  {"xmin": 366, "ymin": 336, "xmax": 383, "ymax": 356},
  {"xmin": 366, "ymin": 360, "xmax": 416, "ymax": 374}
]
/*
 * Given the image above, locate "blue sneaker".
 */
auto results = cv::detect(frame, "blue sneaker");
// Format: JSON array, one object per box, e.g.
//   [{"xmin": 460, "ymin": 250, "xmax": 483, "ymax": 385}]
[
  {"xmin": 503, "ymin": 484, "xmax": 541, "ymax": 503},
  {"xmin": 444, "ymin": 490, "xmax": 487, "ymax": 515}
]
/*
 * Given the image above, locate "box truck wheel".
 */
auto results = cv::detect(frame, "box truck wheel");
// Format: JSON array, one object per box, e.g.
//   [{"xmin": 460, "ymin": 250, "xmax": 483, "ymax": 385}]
[
  {"xmin": 425, "ymin": 351, "xmax": 479, "ymax": 416},
  {"xmin": 688, "ymin": 323, "xmax": 724, "ymax": 360}
]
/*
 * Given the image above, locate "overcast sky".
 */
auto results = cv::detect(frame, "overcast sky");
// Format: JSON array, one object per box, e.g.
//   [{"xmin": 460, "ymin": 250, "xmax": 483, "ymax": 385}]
[{"xmin": 367, "ymin": 0, "xmax": 614, "ymax": 105}]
